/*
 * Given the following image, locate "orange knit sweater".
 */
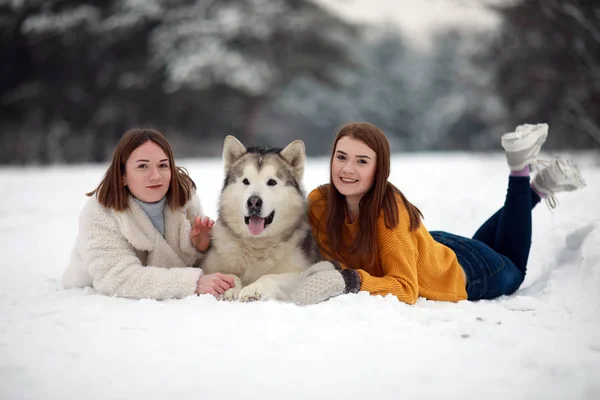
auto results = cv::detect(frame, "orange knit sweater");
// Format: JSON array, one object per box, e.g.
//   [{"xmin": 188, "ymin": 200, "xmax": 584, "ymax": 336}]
[{"xmin": 307, "ymin": 188, "xmax": 468, "ymax": 304}]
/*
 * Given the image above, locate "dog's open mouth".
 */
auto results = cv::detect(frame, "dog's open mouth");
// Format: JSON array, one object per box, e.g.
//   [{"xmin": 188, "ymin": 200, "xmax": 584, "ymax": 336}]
[{"xmin": 244, "ymin": 211, "xmax": 275, "ymax": 236}]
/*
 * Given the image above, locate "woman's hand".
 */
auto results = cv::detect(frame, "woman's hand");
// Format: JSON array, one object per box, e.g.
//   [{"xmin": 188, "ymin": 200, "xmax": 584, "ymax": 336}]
[
  {"xmin": 190, "ymin": 216, "xmax": 215, "ymax": 252},
  {"xmin": 196, "ymin": 273, "xmax": 235, "ymax": 297}
]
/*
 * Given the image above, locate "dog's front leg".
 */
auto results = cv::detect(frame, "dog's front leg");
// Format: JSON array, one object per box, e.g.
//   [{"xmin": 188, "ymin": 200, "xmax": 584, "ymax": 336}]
[{"xmin": 238, "ymin": 272, "xmax": 302, "ymax": 302}]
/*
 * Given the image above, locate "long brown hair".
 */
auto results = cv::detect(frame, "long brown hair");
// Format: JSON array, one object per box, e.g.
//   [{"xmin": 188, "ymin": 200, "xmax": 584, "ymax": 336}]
[
  {"xmin": 321, "ymin": 122, "xmax": 423, "ymax": 266},
  {"xmin": 87, "ymin": 128, "xmax": 196, "ymax": 211}
]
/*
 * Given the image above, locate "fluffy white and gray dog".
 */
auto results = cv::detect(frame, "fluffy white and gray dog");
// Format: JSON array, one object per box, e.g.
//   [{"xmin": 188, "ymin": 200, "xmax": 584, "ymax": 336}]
[{"xmin": 201, "ymin": 135, "xmax": 321, "ymax": 302}]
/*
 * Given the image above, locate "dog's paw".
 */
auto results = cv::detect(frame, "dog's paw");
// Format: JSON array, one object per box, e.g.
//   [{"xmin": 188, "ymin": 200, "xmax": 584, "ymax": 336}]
[
  {"xmin": 237, "ymin": 276, "xmax": 283, "ymax": 302},
  {"xmin": 221, "ymin": 286, "xmax": 241, "ymax": 301},
  {"xmin": 219, "ymin": 275, "xmax": 242, "ymax": 301},
  {"xmin": 238, "ymin": 285, "xmax": 263, "ymax": 302}
]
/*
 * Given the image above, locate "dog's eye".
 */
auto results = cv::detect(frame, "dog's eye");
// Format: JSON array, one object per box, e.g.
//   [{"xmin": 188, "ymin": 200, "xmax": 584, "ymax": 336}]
[
  {"xmin": 242, "ymin": 178, "xmax": 250, "ymax": 185},
  {"xmin": 267, "ymin": 179, "xmax": 277, "ymax": 186}
]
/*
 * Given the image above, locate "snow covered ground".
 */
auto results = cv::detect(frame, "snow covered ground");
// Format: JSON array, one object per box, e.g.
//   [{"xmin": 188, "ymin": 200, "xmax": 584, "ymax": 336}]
[{"xmin": 1, "ymin": 151, "xmax": 599, "ymax": 400}]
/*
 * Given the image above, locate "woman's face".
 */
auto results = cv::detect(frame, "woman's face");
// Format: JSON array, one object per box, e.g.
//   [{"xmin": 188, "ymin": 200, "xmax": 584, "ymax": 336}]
[
  {"xmin": 331, "ymin": 136, "xmax": 377, "ymax": 203},
  {"xmin": 123, "ymin": 141, "xmax": 172, "ymax": 203}
]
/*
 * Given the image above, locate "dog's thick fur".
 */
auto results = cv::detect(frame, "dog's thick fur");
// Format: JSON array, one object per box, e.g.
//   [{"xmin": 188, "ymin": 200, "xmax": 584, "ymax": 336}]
[{"xmin": 201, "ymin": 136, "xmax": 321, "ymax": 301}]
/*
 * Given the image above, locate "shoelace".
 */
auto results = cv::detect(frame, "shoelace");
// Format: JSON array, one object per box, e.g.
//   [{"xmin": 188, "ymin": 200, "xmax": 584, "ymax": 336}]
[{"xmin": 544, "ymin": 194, "xmax": 558, "ymax": 210}]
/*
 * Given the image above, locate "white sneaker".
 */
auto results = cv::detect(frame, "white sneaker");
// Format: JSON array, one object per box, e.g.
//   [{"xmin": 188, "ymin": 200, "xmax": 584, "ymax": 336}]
[
  {"xmin": 532, "ymin": 156, "xmax": 587, "ymax": 209},
  {"xmin": 501, "ymin": 123, "xmax": 548, "ymax": 171}
]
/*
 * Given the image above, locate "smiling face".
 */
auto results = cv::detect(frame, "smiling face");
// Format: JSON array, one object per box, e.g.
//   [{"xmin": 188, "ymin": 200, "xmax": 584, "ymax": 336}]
[
  {"xmin": 218, "ymin": 136, "xmax": 307, "ymax": 239},
  {"xmin": 123, "ymin": 140, "xmax": 172, "ymax": 203},
  {"xmin": 331, "ymin": 136, "xmax": 377, "ymax": 204}
]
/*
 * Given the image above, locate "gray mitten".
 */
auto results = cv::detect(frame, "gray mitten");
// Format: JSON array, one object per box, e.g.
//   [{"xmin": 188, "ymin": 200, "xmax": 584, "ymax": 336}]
[{"xmin": 292, "ymin": 261, "xmax": 361, "ymax": 305}]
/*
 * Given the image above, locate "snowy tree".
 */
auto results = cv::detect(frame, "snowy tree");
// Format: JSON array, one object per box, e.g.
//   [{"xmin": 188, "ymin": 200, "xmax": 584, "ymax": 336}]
[
  {"xmin": 412, "ymin": 29, "xmax": 506, "ymax": 151},
  {"xmin": 0, "ymin": 0, "xmax": 165, "ymax": 163},
  {"xmin": 148, "ymin": 0, "xmax": 357, "ymax": 144},
  {"xmin": 0, "ymin": 0, "xmax": 357, "ymax": 163},
  {"xmin": 271, "ymin": 24, "xmax": 504, "ymax": 153},
  {"xmin": 272, "ymin": 25, "xmax": 420, "ymax": 152}
]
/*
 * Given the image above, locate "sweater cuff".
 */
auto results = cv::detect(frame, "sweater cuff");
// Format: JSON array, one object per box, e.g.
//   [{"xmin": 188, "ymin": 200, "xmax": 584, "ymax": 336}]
[
  {"xmin": 330, "ymin": 260, "xmax": 342, "ymax": 271},
  {"xmin": 340, "ymin": 268, "xmax": 361, "ymax": 294}
]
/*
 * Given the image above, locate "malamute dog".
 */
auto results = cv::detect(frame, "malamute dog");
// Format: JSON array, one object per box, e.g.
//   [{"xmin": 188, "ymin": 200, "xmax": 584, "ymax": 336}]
[{"xmin": 201, "ymin": 135, "xmax": 321, "ymax": 301}]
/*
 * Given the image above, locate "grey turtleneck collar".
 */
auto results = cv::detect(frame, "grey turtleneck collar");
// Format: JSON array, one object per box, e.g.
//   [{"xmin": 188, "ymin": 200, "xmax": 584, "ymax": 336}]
[{"xmin": 133, "ymin": 196, "xmax": 166, "ymax": 237}]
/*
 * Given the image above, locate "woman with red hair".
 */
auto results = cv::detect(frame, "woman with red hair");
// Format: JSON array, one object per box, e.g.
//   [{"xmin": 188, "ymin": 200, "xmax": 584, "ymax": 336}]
[{"xmin": 292, "ymin": 122, "xmax": 586, "ymax": 305}]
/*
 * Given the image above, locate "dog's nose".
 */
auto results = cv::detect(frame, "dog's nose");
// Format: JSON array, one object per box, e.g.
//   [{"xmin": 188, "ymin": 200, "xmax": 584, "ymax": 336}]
[{"xmin": 247, "ymin": 195, "xmax": 262, "ymax": 211}]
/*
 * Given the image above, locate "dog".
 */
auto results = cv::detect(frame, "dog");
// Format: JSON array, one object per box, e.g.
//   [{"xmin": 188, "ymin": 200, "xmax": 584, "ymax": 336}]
[{"xmin": 201, "ymin": 135, "xmax": 321, "ymax": 301}]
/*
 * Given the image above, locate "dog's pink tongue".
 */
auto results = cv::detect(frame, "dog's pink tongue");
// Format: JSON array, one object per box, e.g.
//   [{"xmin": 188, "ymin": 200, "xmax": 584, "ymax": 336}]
[{"xmin": 248, "ymin": 216, "xmax": 265, "ymax": 235}]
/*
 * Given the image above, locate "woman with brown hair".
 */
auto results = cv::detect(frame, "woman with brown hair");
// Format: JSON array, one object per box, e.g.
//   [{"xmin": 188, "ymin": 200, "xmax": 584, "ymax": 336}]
[
  {"xmin": 292, "ymin": 122, "xmax": 586, "ymax": 305},
  {"xmin": 62, "ymin": 128, "xmax": 234, "ymax": 300}
]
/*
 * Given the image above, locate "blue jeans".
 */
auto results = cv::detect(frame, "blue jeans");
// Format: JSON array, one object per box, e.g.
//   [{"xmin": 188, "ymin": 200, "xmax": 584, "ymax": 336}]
[{"xmin": 431, "ymin": 177, "xmax": 541, "ymax": 300}]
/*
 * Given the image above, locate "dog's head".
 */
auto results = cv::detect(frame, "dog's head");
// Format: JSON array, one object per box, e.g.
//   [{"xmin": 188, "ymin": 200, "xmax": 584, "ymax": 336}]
[{"xmin": 218, "ymin": 135, "xmax": 307, "ymax": 239}]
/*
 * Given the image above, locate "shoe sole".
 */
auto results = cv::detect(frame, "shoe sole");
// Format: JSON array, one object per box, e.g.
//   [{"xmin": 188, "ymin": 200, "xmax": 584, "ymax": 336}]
[{"xmin": 501, "ymin": 124, "xmax": 548, "ymax": 152}]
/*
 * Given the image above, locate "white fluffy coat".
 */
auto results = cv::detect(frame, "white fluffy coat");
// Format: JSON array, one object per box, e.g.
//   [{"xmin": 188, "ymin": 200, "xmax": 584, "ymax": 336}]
[{"xmin": 62, "ymin": 194, "xmax": 206, "ymax": 300}]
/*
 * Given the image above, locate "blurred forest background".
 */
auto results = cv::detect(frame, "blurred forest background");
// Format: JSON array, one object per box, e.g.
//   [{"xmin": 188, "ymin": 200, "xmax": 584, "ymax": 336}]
[{"xmin": 1, "ymin": 0, "xmax": 599, "ymax": 164}]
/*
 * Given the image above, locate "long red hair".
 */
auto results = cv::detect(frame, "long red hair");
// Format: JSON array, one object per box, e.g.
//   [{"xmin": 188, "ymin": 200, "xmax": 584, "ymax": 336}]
[{"xmin": 319, "ymin": 122, "xmax": 423, "ymax": 267}]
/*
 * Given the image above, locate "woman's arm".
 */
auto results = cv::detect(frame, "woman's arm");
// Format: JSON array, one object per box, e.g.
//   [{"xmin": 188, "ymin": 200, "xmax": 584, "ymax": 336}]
[
  {"xmin": 318, "ymin": 220, "xmax": 420, "ymax": 304},
  {"xmin": 352, "ymin": 203, "xmax": 422, "ymax": 304},
  {"xmin": 295, "ymin": 199, "xmax": 420, "ymax": 305},
  {"xmin": 354, "ymin": 233, "xmax": 419, "ymax": 304},
  {"xmin": 83, "ymin": 206, "xmax": 202, "ymax": 300},
  {"xmin": 185, "ymin": 193, "xmax": 215, "ymax": 260}
]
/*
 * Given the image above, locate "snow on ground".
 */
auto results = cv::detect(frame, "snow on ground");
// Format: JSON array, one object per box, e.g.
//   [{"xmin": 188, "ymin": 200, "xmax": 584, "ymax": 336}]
[{"xmin": 1, "ymin": 151, "xmax": 599, "ymax": 399}]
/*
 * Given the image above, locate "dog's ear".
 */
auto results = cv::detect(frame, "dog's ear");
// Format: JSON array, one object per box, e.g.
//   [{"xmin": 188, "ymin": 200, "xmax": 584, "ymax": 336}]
[
  {"xmin": 223, "ymin": 135, "xmax": 246, "ymax": 172},
  {"xmin": 280, "ymin": 140, "xmax": 306, "ymax": 179}
]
